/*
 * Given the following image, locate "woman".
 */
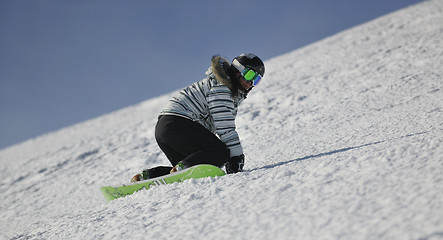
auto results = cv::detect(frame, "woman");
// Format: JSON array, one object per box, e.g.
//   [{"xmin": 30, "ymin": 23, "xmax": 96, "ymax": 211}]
[{"xmin": 131, "ymin": 53, "xmax": 265, "ymax": 182}]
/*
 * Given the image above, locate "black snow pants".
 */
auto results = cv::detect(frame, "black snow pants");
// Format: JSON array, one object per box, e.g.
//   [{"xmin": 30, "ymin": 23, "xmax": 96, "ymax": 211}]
[{"xmin": 147, "ymin": 115, "xmax": 230, "ymax": 178}]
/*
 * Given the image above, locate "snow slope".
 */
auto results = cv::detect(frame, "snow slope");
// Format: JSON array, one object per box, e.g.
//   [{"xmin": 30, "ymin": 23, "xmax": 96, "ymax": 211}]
[{"xmin": 1, "ymin": 0, "xmax": 442, "ymax": 239}]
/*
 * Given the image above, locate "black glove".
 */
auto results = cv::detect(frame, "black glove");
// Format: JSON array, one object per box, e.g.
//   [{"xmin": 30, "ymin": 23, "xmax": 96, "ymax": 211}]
[{"xmin": 225, "ymin": 154, "xmax": 245, "ymax": 174}]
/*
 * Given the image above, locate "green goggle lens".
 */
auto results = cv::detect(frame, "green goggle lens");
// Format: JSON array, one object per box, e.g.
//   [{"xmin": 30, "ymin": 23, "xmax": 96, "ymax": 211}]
[
  {"xmin": 242, "ymin": 68, "xmax": 262, "ymax": 86},
  {"xmin": 243, "ymin": 69, "xmax": 257, "ymax": 80}
]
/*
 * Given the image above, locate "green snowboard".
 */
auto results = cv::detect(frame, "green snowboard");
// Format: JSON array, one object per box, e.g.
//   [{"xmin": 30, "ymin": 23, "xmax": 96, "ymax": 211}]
[{"xmin": 101, "ymin": 164, "xmax": 226, "ymax": 201}]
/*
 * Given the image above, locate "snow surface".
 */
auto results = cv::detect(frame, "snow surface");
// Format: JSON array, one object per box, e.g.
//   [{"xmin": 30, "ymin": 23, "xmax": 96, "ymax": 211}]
[{"xmin": 1, "ymin": 1, "xmax": 442, "ymax": 239}]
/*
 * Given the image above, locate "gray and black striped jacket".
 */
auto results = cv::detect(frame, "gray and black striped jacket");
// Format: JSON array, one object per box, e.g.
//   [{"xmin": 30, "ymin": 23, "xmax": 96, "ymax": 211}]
[{"xmin": 160, "ymin": 56, "xmax": 247, "ymax": 157}]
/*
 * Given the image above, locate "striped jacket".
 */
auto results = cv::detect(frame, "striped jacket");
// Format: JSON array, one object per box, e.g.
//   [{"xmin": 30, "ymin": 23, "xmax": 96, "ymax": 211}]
[{"xmin": 160, "ymin": 56, "xmax": 247, "ymax": 157}]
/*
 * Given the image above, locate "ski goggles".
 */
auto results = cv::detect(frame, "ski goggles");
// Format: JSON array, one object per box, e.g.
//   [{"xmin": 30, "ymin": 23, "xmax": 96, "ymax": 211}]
[{"xmin": 232, "ymin": 59, "xmax": 262, "ymax": 86}]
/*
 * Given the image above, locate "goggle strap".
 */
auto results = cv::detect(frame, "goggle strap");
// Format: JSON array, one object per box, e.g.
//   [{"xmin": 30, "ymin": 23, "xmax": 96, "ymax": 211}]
[{"xmin": 232, "ymin": 59, "xmax": 245, "ymax": 73}]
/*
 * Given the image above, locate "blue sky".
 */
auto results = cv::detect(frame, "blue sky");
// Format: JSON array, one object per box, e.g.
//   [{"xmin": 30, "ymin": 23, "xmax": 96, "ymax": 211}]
[{"xmin": 0, "ymin": 0, "xmax": 423, "ymax": 149}]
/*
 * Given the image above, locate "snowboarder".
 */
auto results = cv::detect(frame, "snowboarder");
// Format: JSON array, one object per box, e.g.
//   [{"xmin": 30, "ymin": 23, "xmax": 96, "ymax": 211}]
[{"xmin": 131, "ymin": 53, "xmax": 265, "ymax": 182}]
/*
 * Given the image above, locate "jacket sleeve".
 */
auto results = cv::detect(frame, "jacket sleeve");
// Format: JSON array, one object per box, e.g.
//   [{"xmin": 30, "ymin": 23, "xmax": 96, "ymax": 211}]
[{"xmin": 207, "ymin": 85, "xmax": 243, "ymax": 157}]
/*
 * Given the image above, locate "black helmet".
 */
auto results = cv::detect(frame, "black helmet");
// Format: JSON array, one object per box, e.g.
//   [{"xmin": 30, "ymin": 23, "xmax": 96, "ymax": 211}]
[{"xmin": 232, "ymin": 53, "xmax": 265, "ymax": 77}]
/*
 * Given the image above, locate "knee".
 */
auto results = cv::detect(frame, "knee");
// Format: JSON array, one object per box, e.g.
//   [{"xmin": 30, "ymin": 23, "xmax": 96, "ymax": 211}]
[{"xmin": 214, "ymin": 146, "xmax": 230, "ymax": 167}]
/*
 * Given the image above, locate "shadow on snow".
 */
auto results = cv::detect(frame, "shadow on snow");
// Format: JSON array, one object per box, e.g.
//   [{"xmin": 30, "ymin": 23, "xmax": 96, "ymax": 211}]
[{"xmin": 251, "ymin": 131, "xmax": 428, "ymax": 171}]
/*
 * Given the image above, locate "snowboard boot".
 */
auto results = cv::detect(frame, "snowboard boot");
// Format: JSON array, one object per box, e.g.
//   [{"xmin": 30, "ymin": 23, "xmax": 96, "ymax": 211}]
[
  {"xmin": 130, "ymin": 169, "xmax": 150, "ymax": 183},
  {"xmin": 131, "ymin": 166, "xmax": 174, "ymax": 182},
  {"xmin": 170, "ymin": 162, "xmax": 187, "ymax": 173}
]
